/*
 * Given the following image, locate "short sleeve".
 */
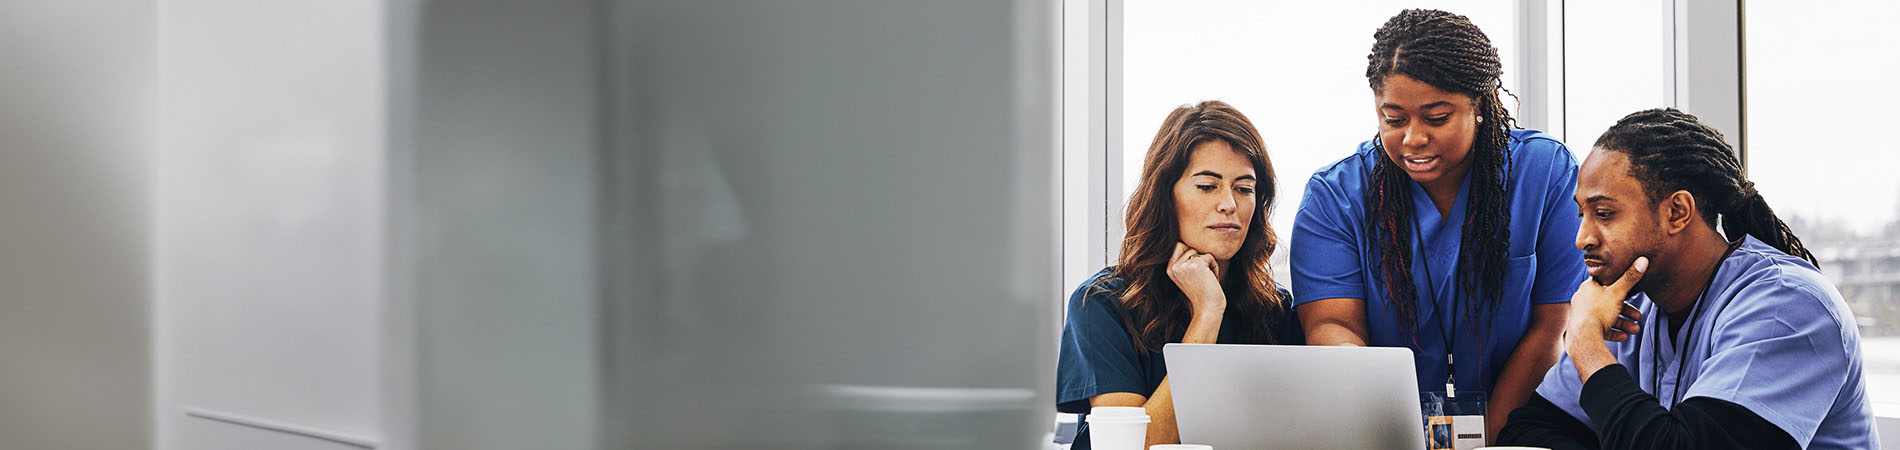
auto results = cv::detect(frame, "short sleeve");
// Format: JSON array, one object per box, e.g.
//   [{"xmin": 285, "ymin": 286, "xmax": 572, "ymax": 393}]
[
  {"xmin": 1525, "ymin": 140, "xmax": 1588, "ymax": 304},
  {"xmin": 1290, "ymin": 175, "xmax": 1365, "ymax": 305},
  {"xmin": 1533, "ymin": 349, "xmax": 1600, "ymax": 429},
  {"xmin": 1682, "ymin": 276, "xmax": 1849, "ymax": 448},
  {"xmin": 1056, "ymin": 278, "xmax": 1147, "ymax": 413},
  {"xmin": 1273, "ymin": 286, "xmax": 1306, "ymax": 345}
]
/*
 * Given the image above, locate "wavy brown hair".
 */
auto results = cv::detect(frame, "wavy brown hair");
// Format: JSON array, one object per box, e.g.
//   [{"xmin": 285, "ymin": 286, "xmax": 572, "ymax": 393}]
[{"xmin": 1092, "ymin": 100, "xmax": 1288, "ymax": 354}]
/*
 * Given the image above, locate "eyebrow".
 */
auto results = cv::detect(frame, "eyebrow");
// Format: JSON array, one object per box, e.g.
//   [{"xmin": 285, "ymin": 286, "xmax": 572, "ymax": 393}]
[
  {"xmin": 1191, "ymin": 171, "xmax": 1257, "ymax": 181},
  {"xmin": 1381, "ymin": 101, "xmax": 1455, "ymax": 111},
  {"xmin": 1584, "ymin": 194, "xmax": 1615, "ymax": 204}
]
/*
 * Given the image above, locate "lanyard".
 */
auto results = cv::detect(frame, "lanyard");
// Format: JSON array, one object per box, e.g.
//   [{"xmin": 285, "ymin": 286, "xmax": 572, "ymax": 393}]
[
  {"xmin": 1411, "ymin": 214, "xmax": 1460, "ymax": 398},
  {"xmin": 1370, "ymin": 137, "xmax": 1484, "ymax": 399},
  {"xmin": 1651, "ymin": 239, "xmax": 1742, "ymax": 407}
]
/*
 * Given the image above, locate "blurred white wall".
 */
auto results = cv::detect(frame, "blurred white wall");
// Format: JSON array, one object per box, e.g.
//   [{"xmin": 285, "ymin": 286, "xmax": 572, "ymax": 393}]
[
  {"xmin": 0, "ymin": 1, "xmax": 154, "ymax": 449},
  {"xmin": 154, "ymin": 1, "xmax": 388, "ymax": 449}
]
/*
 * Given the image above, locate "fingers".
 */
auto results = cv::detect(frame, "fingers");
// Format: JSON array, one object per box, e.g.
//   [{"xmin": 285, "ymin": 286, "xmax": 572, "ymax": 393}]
[
  {"xmin": 1613, "ymin": 317, "xmax": 1641, "ymax": 335},
  {"xmin": 1189, "ymin": 254, "xmax": 1215, "ymax": 275},
  {"xmin": 1603, "ymin": 301, "xmax": 1643, "ymax": 342},
  {"xmin": 1170, "ymin": 242, "xmax": 1225, "ymax": 274},
  {"xmin": 1608, "ymin": 256, "xmax": 1649, "ymax": 294},
  {"xmin": 1171, "ymin": 242, "xmax": 1203, "ymax": 276},
  {"xmin": 1604, "ymin": 329, "xmax": 1630, "ymax": 342}
]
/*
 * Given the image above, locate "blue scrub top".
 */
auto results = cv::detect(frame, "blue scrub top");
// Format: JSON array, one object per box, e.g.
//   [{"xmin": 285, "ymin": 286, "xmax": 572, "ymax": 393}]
[
  {"xmin": 1290, "ymin": 128, "xmax": 1587, "ymax": 396},
  {"xmin": 1056, "ymin": 267, "xmax": 1303, "ymax": 449},
  {"xmin": 1534, "ymin": 236, "xmax": 1878, "ymax": 449}
]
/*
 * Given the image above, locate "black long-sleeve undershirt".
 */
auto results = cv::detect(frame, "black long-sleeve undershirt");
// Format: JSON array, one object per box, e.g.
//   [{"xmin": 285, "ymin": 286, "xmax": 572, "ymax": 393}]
[
  {"xmin": 1497, "ymin": 364, "xmax": 1796, "ymax": 450},
  {"xmin": 1499, "ymin": 393, "xmax": 1598, "ymax": 450}
]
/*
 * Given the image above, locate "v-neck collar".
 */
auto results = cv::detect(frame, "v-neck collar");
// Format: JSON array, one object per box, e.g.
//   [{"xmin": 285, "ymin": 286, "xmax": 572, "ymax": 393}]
[
  {"xmin": 1645, "ymin": 237, "xmax": 1750, "ymax": 407},
  {"xmin": 1407, "ymin": 172, "xmax": 1472, "ymax": 329},
  {"xmin": 1408, "ymin": 173, "xmax": 1472, "ymax": 246}
]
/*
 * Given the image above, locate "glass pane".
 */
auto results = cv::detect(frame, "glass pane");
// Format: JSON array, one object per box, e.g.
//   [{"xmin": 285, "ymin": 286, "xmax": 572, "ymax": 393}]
[
  {"xmin": 1744, "ymin": 0, "xmax": 1900, "ymax": 412},
  {"xmin": 1564, "ymin": 0, "xmax": 1669, "ymax": 149},
  {"xmin": 406, "ymin": 1, "xmax": 1061, "ymax": 448},
  {"xmin": 1123, "ymin": 0, "xmax": 1517, "ymax": 276}
]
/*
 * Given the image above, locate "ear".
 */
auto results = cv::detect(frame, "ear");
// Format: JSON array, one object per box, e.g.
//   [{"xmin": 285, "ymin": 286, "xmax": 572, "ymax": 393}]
[{"xmin": 1661, "ymin": 190, "xmax": 1697, "ymax": 235}]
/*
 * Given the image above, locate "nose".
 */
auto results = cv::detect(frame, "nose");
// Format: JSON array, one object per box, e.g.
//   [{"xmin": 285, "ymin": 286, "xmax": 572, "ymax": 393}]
[
  {"xmin": 1401, "ymin": 122, "xmax": 1427, "ymax": 149},
  {"xmin": 1575, "ymin": 223, "xmax": 1598, "ymax": 252},
  {"xmin": 1217, "ymin": 191, "xmax": 1238, "ymax": 215}
]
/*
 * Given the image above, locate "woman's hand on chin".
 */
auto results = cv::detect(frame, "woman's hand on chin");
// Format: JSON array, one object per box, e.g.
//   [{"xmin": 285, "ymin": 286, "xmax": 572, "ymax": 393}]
[{"xmin": 1167, "ymin": 241, "xmax": 1226, "ymax": 317}]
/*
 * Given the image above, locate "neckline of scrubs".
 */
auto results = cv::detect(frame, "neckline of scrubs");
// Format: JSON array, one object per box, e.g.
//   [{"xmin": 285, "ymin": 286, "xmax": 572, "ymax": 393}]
[
  {"xmin": 1647, "ymin": 238, "xmax": 1743, "ymax": 407},
  {"xmin": 1406, "ymin": 171, "xmax": 1473, "ymax": 343},
  {"xmin": 1651, "ymin": 306, "xmax": 1692, "ymax": 407}
]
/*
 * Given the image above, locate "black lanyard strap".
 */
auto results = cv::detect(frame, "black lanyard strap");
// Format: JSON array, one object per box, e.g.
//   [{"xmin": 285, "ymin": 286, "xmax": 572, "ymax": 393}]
[
  {"xmin": 1411, "ymin": 212, "xmax": 1460, "ymax": 397},
  {"xmin": 1651, "ymin": 239, "xmax": 1743, "ymax": 407}
]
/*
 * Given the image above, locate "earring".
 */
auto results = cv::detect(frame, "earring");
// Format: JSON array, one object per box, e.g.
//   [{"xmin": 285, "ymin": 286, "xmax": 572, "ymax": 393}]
[{"xmin": 1476, "ymin": 116, "xmax": 1484, "ymax": 124}]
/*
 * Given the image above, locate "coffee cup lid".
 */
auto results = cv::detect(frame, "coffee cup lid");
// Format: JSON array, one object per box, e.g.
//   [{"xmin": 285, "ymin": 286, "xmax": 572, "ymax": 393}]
[{"xmin": 1086, "ymin": 406, "xmax": 1150, "ymax": 423}]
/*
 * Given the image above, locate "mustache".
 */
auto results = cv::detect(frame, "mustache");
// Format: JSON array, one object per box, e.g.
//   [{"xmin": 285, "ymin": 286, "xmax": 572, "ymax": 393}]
[{"xmin": 1583, "ymin": 253, "xmax": 1607, "ymax": 263}]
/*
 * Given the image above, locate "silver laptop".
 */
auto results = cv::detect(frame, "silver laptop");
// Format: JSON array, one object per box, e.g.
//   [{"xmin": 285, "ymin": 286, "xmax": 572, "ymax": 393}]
[{"xmin": 1164, "ymin": 343, "xmax": 1425, "ymax": 450}]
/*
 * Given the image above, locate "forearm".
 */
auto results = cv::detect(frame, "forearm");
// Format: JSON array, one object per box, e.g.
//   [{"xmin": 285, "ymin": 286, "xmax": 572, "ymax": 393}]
[
  {"xmin": 1496, "ymin": 393, "xmax": 1598, "ymax": 450},
  {"xmin": 1137, "ymin": 310, "xmax": 1222, "ymax": 445},
  {"xmin": 1486, "ymin": 321, "xmax": 1563, "ymax": 443},
  {"xmin": 1482, "ymin": 345, "xmax": 1558, "ymax": 440},
  {"xmin": 1304, "ymin": 321, "xmax": 1366, "ymax": 346},
  {"xmin": 1564, "ymin": 324, "xmax": 1620, "ymax": 384},
  {"xmin": 1297, "ymin": 298, "xmax": 1368, "ymax": 346},
  {"xmin": 1142, "ymin": 377, "xmax": 1181, "ymax": 446},
  {"xmin": 1578, "ymin": 365, "xmax": 1795, "ymax": 450},
  {"xmin": 1181, "ymin": 310, "xmax": 1223, "ymax": 344}
]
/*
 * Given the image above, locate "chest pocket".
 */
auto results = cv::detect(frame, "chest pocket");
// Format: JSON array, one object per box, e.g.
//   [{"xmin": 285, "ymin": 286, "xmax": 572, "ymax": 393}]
[
  {"xmin": 1477, "ymin": 254, "xmax": 1543, "ymax": 373},
  {"xmin": 1504, "ymin": 254, "xmax": 1538, "ymax": 303}
]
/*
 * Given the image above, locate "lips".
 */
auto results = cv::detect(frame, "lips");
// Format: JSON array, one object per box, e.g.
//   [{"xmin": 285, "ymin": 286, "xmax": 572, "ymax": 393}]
[
  {"xmin": 1583, "ymin": 257, "xmax": 1607, "ymax": 278},
  {"xmin": 1401, "ymin": 155, "xmax": 1439, "ymax": 172},
  {"xmin": 1208, "ymin": 223, "xmax": 1242, "ymax": 232}
]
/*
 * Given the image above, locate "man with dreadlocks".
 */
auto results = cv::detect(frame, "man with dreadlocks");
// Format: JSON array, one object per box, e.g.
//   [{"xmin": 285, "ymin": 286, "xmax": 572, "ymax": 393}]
[
  {"xmin": 1291, "ymin": 8, "xmax": 1587, "ymax": 445},
  {"xmin": 1496, "ymin": 108, "xmax": 1877, "ymax": 449}
]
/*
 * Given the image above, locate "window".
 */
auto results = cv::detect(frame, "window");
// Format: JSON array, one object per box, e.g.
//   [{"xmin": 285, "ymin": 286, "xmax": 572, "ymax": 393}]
[
  {"xmin": 1121, "ymin": 0, "xmax": 1519, "ymax": 280},
  {"xmin": 1744, "ymin": 0, "xmax": 1900, "ymax": 412},
  {"xmin": 1060, "ymin": 0, "xmax": 1900, "ymax": 435},
  {"xmin": 1563, "ymin": 0, "xmax": 1670, "ymax": 149}
]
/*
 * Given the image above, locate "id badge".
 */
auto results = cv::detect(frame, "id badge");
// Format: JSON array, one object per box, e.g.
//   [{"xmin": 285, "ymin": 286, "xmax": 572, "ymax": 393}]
[{"xmin": 1421, "ymin": 391, "xmax": 1487, "ymax": 450}]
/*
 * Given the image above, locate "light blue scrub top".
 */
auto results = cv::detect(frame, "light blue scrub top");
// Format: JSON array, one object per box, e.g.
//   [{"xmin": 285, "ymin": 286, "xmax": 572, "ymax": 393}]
[
  {"xmin": 1534, "ymin": 236, "xmax": 1878, "ymax": 449},
  {"xmin": 1291, "ymin": 129, "xmax": 1588, "ymax": 396}
]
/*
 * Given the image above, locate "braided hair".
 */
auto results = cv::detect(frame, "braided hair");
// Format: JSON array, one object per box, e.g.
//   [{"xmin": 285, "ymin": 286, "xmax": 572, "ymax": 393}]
[
  {"xmin": 1364, "ymin": 9, "xmax": 1517, "ymax": 348},
  {"xmin": 1594, "ymin": 108, "xmax": 1818, "ymax": 266}
]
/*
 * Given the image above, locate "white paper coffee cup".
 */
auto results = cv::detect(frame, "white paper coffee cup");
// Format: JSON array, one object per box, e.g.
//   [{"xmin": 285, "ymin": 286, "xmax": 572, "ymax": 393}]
[{"xmin": 1087, "ymin": 406, "xmax": 1150, "ymax": 450}]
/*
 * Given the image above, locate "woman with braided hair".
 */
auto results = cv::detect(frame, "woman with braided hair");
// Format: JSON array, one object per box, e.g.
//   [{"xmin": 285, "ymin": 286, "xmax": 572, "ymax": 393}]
[
  {"xmin": 1290, "ymin": 8, "xmax": 1586, "ymax": 443},
  {"xmin": 1497, "ymin": 108, "xmax": 1875, "ymax": 449}
]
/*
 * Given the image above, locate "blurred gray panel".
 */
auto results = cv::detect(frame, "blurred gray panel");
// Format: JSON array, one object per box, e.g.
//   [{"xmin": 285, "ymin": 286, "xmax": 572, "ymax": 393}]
[
  {"xmin": 0, "ymin": 1, "xmax": 153, "ymax": 449},
  {"xmin": 401, "ymin": 0, "xmax": 1057, "ymax": 448},
  {"xmin": 603, "ymin": 1, "xmax": 1058, "ymax": 449},
  {"xmin": 406, "ymin": 0, "xmax": 604, "ymax": 449}
]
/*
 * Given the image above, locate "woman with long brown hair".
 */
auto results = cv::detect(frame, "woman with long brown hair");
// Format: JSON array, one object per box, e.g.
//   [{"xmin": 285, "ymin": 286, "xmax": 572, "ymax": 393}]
[{"xmin": 1057, "ymin": 100, "xmax": 1301, "ymax": 448}]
